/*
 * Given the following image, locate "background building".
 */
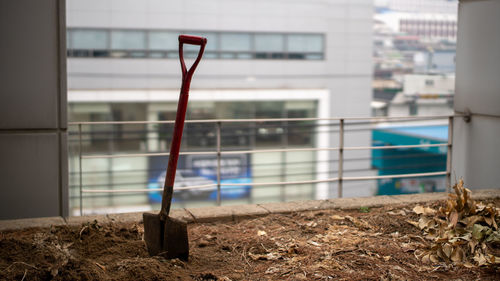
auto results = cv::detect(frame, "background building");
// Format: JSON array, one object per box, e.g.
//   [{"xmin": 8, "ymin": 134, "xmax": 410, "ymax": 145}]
[{"xmin": 66, "ymin": 0, "xmax": 375, "ymax": 214}]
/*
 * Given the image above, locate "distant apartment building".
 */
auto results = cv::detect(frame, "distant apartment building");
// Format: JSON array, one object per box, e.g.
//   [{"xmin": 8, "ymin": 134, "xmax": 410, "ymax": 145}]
[
  {"xmin": 66, "ymin": 0, "xmax": 374, "ymax": 213},
  {"xmin": 399, "ymin": 14, "xmax": 457, "ymax": 40},
  {"xmin": 375, "ymin": 0, "xmax": 458, "ymax": 14},
  {"xmin": 375, "ymin": 13, "xmax": 457, "ymax": 41}
]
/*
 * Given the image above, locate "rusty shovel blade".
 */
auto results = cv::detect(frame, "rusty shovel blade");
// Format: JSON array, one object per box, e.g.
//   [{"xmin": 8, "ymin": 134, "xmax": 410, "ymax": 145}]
[{"xmin": 143, "ymin": 213, "xmax": 189, "ymax": 260}]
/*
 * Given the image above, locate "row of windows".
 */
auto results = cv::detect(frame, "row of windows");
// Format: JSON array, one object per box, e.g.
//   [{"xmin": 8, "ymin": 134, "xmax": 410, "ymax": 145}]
[
  {"xmin": 400, "ymin": 19, "xmax": 457, "ymax": 27},
  {"xmin": 67, "ymin": 29, "xmax": 325, "ymax": 60},
  {"xmin": 400, "ymin": 27, "xmax": 456, "ymax": 38}
]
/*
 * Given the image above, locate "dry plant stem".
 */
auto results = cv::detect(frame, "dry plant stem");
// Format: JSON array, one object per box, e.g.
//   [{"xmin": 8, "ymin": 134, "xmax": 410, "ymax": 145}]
[
  {"xmin": 2, "ymin": 262, "xmax": 38, "ymax": 273},
  {"xmin": 79, "ymin": 225, "xmax": 88, "ymax": 239},
  {"xmin": 20, "ymin": 269, "xmax": 27, "ymax": 281}
]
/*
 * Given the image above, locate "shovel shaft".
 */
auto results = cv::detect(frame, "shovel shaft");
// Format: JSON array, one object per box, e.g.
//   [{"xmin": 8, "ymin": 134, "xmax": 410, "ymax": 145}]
[{"xmin": 160, "ymin": 35, "xmax": 206, "ymax": 219}]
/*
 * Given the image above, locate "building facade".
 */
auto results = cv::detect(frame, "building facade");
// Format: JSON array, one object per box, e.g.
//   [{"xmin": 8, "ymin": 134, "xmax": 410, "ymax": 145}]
[{"xmin": 66, "ymin": 0, "xmax": 374, "ymax": 214}]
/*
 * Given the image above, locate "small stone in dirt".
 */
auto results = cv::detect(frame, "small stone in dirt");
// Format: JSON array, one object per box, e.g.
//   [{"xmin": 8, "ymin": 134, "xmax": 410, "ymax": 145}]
[
  {"xmin": 195, "ymin": 272, "xmax": 218, "ymax": 281},
  {"xmin": 204, "ymin": 234, "xmax": 216, "ymax": 241},
  {"xmin": 294, "ymin": 273, "xmax": 307, "ymax": 280},
  {"xmin": 197, "ymin": 240, "xmax": 209, "ymax": 247}
]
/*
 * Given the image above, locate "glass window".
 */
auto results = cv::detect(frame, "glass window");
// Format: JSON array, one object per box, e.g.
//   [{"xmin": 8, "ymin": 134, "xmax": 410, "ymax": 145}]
[
  {"xmin": 287, "ymin": 34, "xmax": 323, "ymax": 53},
  {"xmin": 149, "ymin": 31, "xmax": 177, "ymax": 50},
  {"xmin": 255, "ymin": 34, "xmax": 284, "ymax": 52},
  {"xmin": 220, "ymin": 33, "xmax": 251, "ymax": 51},
  {"xmin": 72, "ymin": 30, "xmax": 108, "ymax": 49},
  {"xmin": 111, "ymin": 30, "xmax": 146, "ymax": 50}
]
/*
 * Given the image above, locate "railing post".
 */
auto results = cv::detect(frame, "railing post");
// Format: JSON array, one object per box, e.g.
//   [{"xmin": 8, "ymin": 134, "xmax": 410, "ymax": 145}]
[
  {"xmin": 338, "ymin": 119, "xmax": 344, "ymax": 198},
  {"xmin": 216, "ymin": 121, "xmax": 222, "ymax": 206},
  {"xmin": 280, "ymin": 120, "xmax": 288, "ymax": 202},
  {"xmin": 446, "ymin": 116, "xmax": 453, "ymax": 192},
  {"xmin": 78, "ymin": 123, "xmax": 83, "ymax": 216}
]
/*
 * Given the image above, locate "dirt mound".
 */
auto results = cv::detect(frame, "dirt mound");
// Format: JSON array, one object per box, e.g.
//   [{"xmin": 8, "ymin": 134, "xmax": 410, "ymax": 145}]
[{"xmin": 1, "ymin": 200, "xmax": 499, "ymax": 280}]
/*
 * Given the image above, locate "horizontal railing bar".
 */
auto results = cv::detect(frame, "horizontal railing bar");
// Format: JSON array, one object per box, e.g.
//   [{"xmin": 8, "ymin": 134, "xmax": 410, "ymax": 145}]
[
  {"xmin": 83, "ymin": 183, "xmax": 217, "ymax": 193},
  {"xmin": 69, "ymin": 115, "xmax": 457, "ymax": 126},
  {"xmin": 81, "ymin": 178, "xmax": 339, "ymax": 193},
  {"xmin": 82, "ymin": 151, "xmax": 217, "ymax": 159},
  {"xmin": 220, "ymin": 147, "xmax": 339, "ymax": 155},
  {"xmin": 81, "ymin": 171, "xmax": 447, "ymax": 194},
  {"xmin": 345, "ymin": 143, "xmax": 448, "ymax": 151},
  {"xmin": 80, "ymin": 142, "xmax": 447, "ymax": 159},
  {"xmin": 343, "ymin": 171, "xmax": 447, "ymax": 181}
]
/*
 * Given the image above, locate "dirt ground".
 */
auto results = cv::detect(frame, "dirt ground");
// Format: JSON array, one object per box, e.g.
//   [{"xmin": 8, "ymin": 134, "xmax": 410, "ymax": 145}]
[{"xmin": 1, "ymin": 200, "xmax": 499, "ymax": 281}]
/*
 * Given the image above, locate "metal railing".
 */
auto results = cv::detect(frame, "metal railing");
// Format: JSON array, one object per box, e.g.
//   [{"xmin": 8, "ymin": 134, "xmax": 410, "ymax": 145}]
[{"xmin": 69, "ymin": 115, "xmax": 456, "ymax": 216}]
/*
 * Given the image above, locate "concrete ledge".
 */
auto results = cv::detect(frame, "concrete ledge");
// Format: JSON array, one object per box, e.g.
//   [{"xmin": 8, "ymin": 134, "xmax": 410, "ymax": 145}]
[
  {"xmin": 108, "ymin": 212, "xmax": 143, "ymax": 224},
  {"xmin": 390, "ymin": 192, "xmax": 448, "ymax": 205},
  {"xmin": 0, "ymin": 216, "xmax": 65, "ymax": 231},
  {"xmin": 471, "ymin": 189, "xmax": 500, "ymax": 200},
  {"xmin": 1, "ymin": 189, "xmax": 499, "ymax": 231},
  {"xmin": 107, "ymin": 209, "xmax": 196, "ymax": 224},
  {"xmin": 231, "ymin": 204, "xmax": 269, "ymax": 221},
  {"xmin": 187, "ymin": 205, "xmax": 234, "ymax": 223},
  {"xmin": 171, "ymin": 208, "xmax": 196, "ymax": 223},
  {"xmin": 65, "ymin": 214, "xmax": 109, "ymax": 226},
  {"xmin": 321, "ymin": 195, "xmax": 402, "ymax": 210}
]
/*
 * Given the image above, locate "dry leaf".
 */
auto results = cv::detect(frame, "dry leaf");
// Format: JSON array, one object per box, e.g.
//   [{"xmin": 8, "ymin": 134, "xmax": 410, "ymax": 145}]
[
  {"xmin": 450, "ymin": 247, "xmax": 464, "ymax": 262},
  {"xmin": 330, "ymin": 215, "xmax": 345, "ymax": 220},
  {"xmin": 388, "ymin": 210, "xmax": 406, "ymax": 216},
  {"xmin": 430, "ymin": 254, "xmax": 439, "ymax": 263},
  {"xmin": 407, "ymin": 220, "xmax": 419, "ymax": 228},
  {"xmin": 307, "ymin": 240, "xmax": 321, "ymax": 247},
  {"xmin": 473, "ymin": 253, "xmax": 487, "ymax": 266},
  {"xmin": 442, "ymin": 244, "xmax": 453, "ymax": 258},
  {"xmin": 449, "ymin": 211, "xmax": 459, "ymax": 228},
  {"xmin": 413, "ymin": 205, "xmax": 436, "ymax": 216},
  {"xmin": 421, "ymin": 254, "xmax": 431, "ymax": 264}
]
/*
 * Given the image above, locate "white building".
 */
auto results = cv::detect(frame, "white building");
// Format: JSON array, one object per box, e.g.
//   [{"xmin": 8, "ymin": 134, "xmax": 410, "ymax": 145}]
[
  {"xmin": 66, "ymin": 0, "xmax": 375, "ymax": 213},
  {"xmin": 388, "ymin": 74, "xmax": 454, "ymax": 116}
]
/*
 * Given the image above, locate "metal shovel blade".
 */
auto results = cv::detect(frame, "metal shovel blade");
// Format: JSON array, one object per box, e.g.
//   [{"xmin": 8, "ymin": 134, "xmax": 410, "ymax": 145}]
[{"xmin": 143, "ymin": 213, "xmax": 189, "ymax": 260}]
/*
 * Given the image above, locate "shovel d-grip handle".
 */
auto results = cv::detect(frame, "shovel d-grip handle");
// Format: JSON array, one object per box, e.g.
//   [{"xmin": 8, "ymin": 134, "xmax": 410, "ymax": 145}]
[{"xmin": 160, "ymin": 35, "xmax": 207, "ymax": 220}]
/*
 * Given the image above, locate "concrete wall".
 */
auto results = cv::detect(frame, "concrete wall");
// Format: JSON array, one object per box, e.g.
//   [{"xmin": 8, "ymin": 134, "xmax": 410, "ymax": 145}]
[
  {"xmin": 452, "ymin": 0, "xmax": 500, "ymax": 189},
  {"xmin": 0, "ymin": 0, "xmax": 68, "ymax": 219}
]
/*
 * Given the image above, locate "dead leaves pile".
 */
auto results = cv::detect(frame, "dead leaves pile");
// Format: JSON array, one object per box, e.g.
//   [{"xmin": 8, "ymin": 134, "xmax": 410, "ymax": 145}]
[{"xmin": 408, "ymin": 179, "xmax": 500, "ymax": 267}]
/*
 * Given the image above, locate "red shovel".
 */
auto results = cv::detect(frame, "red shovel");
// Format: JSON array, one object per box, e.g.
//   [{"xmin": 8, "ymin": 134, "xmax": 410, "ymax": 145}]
[{"xmin": 143, "ymin": 35, "xmax": 207, "ymax": 259}]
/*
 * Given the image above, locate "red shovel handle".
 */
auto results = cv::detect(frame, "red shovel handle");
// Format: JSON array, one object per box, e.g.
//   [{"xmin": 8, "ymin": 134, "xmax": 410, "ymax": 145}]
[
  {"xmin": 160, "ymin": 35, "xmax": 207, "ymax": 219},
  {"xmin": 179, "ymin": 34, "xmax": 207, "ymax": 45}
]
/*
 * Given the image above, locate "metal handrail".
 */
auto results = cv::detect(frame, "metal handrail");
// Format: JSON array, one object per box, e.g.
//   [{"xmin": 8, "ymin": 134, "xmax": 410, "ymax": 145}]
[
  {"xmin": 69, "ymin": 114, "xmax": 456, "ymax": 126},
  {"xmin": 80, "ymin": 144, "xmax": 448, "ymax": 160},
  {"xmin": 81, "ymin": 171, "xmax": 448, "ymax": 194},
  {"xmin": 73, "ymin": 115, "xmax": 456, "ymax": 215}
]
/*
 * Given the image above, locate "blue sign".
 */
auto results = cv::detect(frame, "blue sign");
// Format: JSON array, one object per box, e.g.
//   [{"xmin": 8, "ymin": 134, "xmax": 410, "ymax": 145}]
[{"xmin": 147, "ymin": 154, "xmax": 252, "ymax": 203}]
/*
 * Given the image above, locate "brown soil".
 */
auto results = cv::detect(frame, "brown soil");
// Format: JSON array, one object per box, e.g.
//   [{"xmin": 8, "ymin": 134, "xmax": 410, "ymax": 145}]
[{"xmin": 1, "ymin": 200, "xmax": 499, "ymax": 281}]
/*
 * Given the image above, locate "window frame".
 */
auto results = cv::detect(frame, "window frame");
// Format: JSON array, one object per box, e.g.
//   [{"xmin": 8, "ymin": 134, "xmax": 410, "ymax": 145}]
[{"xmin": 67, "ymin": 28, "xmax": 325, "ymax": 61}]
